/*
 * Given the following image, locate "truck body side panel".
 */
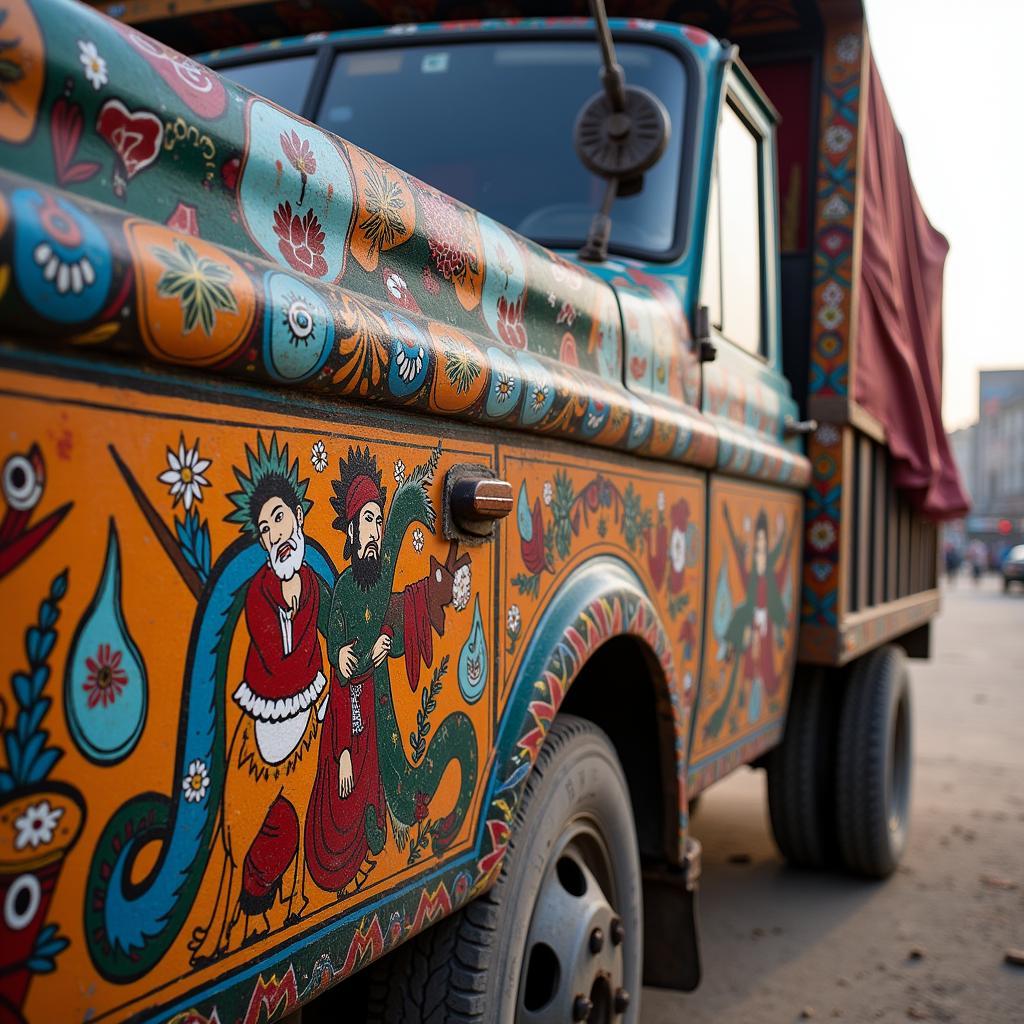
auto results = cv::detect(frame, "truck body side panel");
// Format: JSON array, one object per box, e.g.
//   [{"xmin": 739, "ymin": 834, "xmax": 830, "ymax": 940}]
[{"xmin": 0, "ymin": 355, "xmax": 700, "ymax": 1023}]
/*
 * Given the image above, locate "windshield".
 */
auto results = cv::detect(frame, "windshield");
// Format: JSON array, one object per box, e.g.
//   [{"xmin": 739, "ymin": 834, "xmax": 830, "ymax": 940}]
[{"xmin": 223, "ymin": 39, "xmax": 688, "ymax": 256}]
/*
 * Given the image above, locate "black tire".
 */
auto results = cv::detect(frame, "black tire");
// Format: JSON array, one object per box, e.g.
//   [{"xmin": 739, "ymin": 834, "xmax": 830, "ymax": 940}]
[
  {"xmin": 835, "ymin": 644, "xmax": 913, "ymax": 878},
  {"xmin": 366, "ymin": 715, "xmax": 643, "ymax": 1023},
  {"xmin": 766, "ymin": 667, "xmax": 839, "ymax": 868}
]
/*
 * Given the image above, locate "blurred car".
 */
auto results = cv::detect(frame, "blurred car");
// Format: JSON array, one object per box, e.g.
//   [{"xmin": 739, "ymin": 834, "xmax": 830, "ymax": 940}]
[{"xmin": 1002, "ymin": 544, "xmax": 1024, "ymax": 591}]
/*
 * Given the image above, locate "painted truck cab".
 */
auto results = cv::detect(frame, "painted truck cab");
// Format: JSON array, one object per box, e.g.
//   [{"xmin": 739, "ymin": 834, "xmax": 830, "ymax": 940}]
[{"xmin": 0, "ymin": 1, "xmax": 953, "ymax": 1021}]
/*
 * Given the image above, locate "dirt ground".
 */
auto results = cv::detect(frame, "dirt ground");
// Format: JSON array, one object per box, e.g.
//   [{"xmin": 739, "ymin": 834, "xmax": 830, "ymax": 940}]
[{"xmin": 642, "ymin": 574, "xmax": 1024, "ymax": 1024}]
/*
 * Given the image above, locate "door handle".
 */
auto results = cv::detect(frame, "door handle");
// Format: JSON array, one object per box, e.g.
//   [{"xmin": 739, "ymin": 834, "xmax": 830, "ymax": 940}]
[{"xmin": 783, "ymin": 415, "xmax": 818, "ymax": 437}]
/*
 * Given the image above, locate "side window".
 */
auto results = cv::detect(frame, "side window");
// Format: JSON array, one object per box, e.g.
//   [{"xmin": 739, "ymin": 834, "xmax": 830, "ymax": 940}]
[
  {"xmin": 702, "ymin": 160, "xmax": 723, "ymax": 330},
  {"xmin": 700, "ymin": 98, "xmax": 765, "ymax": 356}
]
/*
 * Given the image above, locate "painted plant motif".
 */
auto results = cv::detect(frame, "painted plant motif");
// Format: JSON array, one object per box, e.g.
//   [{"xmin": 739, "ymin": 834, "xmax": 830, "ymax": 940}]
[
  {"xmin": 0, "ymin": 571, "xmax": 85, "ymax": 1022},
  {"xmin": 349, "ymin": 148, "xmax": 414, "ymax": 273},
  {"xmin": 155, "ymin": 238, "xmax": 239, "ymax": 336},
  {"xmin": 512, "ymin": 472, "xmax": 653, "ymax": 598}
]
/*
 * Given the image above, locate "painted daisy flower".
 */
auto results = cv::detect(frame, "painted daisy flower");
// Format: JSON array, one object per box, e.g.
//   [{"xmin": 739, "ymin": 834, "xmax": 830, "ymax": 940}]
[
  {"xmin": 670, "ymin": 528, "xmax": 687, "ymax": 574},
  {"xmin": 310, "ymin": 440, "xmax": 328, "ymax": 473},
  {"xmin": 506, "ymin": 604, "xmax": 521, "ymax": 636},
  {"xmin": 542, "ymin": 481, "xmax": 553, "ymax": 506},
  {"xmin": 452, "ymin": 563, "xmax": 471, "ymax": 612},
  {"xmin": 412, "ymin": 528, "xmax": 424, "ymax": 552},
  {"xmin": 159, "ymin": 436, "xmax": 211, "ymax": 510},
  {"xmin": 78, "ymin": 40, "xmax": 108, "ymax": 90},
  {"xmin": 182, "ymin": 760, "xmax": 210, "ymax": 803},
  {"xmin": 816, "ymin": 424, "xmax": 841, "ymax": 447},
  {"xmin": 393, "ymin": 459, "xmax": 406, "ymax": 484},
  {"xmin": 809, "ymin": 519, "xmax": 837, "ymax": 551},
  {"xmin": 494, "ymin": 372, "xmax": 516, "ymax": 404},
  {"xmin": 14, "ymin": 801, "xmax": 64, "ymax": 850}
]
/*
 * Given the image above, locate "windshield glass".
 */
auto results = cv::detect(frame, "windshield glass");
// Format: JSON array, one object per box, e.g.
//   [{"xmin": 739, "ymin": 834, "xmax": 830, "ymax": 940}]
[
  {"xmin": 310, "ymin": 40, "xmax": 688, "ymax": 255},
  {"xmin": 222, "ymin": 54, "xmax": 316, "ymax": 120}
]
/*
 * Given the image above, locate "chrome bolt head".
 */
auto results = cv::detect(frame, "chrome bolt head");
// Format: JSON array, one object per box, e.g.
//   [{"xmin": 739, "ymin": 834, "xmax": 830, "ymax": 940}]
[
  {"xmin": 614, "ymin": 987, "xmax": 631, "ymax": 1014},
  {"xmin": 589, "ymin": 927, "xmax": 605, "ymax": 954},
  {"xmin": 573, "ymin": 994, "xmax": 594, "ymax": 1021}
]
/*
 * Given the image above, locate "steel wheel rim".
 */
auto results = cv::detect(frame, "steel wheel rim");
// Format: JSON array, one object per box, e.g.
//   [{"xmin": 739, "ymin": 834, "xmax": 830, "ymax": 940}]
[
  {"xmin": 888, "ymin": 689, "xmax": 911, "ymax": 837},
  {"xmin": 516, "ymin": 815, "xmax": 630, "ymax": 1023}
]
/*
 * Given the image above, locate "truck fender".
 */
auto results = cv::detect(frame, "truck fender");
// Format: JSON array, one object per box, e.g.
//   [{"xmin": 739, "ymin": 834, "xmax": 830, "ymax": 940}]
[{"xmin": 473, "ymin": 557, "xmax": 691, "ymax": 887}]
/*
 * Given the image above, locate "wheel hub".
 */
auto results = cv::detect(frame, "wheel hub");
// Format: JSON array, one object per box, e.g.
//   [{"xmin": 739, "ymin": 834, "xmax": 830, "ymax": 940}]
[{"xmin": 518, "ymin": 841, "xmax": 630, "ymax": 1023}]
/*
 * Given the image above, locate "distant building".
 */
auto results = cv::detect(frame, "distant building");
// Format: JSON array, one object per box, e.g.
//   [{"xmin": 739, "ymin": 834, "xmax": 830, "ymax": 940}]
[{"xmin": 949, "ymin": 369, "xmax": 1024, "ymax": 564}]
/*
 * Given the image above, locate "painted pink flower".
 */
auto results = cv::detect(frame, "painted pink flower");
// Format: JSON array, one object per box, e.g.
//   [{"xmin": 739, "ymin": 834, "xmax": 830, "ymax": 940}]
[
  {"xmin": 496, "ymin": 294, "xmax": 526, "ymax": 350},
  {"xmin": 420, "ymin": 189, "xmax": 468, "ymax": 280},
  {"xmin": 280, "ymin": 129, "xmax": 317, "ymax": 204},
  {"xmin": 83, "ymin": 643, "xmax": 128, "ymax": 708},
  {"xmin": 273, "ymin": 201, "xmax": 327, "ymax": 278}
]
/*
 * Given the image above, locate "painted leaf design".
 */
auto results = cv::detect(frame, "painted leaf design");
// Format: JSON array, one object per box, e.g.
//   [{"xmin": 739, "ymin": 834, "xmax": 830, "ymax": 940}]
[{"xmin": 154, "ymin": 238, "xmax": 238, "ymax": 336}]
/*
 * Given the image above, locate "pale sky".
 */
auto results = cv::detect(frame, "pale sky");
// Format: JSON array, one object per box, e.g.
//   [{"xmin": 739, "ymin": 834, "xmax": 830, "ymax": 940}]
[{"xmin": 863, "ymin": 0, "xmax": 1023, "ymax": 430}]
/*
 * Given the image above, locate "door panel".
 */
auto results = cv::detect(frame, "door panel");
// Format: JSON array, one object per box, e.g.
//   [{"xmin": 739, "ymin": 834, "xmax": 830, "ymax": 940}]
[
  {"xmin": 0, "ymin": 365, "xmax": 494, "ymax": 1021},
  {"xmin": 688, "ymin": 477, "xmax": 802, "ymax": 791}
]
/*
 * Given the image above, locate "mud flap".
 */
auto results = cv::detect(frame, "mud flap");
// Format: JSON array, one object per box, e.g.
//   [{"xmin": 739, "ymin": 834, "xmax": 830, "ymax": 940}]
[{"xmin": 641, "ymin": 836, "xmax": 702, "ymax": 991}]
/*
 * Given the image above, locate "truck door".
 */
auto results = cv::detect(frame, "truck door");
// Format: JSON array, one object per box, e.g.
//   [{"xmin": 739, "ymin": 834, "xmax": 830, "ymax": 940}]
[{"xmin": 687, "ymin": 71, "xmax": 806, "ymax": 794}]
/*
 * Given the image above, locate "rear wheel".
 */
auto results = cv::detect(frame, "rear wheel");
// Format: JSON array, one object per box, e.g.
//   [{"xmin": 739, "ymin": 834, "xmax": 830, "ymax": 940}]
[
  {"xmin": 366, "ymin": 715, "xmax": 643, "ymax": 1023},
  {"xmin": 835, "ymin": 644, "xmax": 913, "ymax": 878}
]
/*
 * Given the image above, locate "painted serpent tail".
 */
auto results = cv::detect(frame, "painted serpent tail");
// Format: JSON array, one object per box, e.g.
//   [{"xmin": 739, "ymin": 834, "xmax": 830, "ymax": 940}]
[
  {"xmin": 371, "ymin": 664, "xmax": 478, "ymax": 855},
  {"xmin": 83, "ymin": 540, "xmax": 337, "ymax": 983}
]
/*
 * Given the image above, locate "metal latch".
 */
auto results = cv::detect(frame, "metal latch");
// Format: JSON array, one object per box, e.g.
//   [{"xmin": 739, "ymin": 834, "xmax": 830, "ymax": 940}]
[
  {"xmin": 443, "ymin": 465, "xmax": 513, "ymax": 543},
  {"xmin": 694, "ymin": 304, "xmax": 717, "ymax": 363}
]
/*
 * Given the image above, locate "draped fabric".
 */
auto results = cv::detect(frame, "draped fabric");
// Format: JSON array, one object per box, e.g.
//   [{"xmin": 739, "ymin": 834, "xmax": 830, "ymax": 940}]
[{"xmin": 855, "ymin": 56, "xmax": 969, "ymax": 520}]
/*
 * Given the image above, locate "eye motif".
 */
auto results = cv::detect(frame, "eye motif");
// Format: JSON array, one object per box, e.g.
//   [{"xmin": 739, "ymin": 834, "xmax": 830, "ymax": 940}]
[
  {"xmin": 2, "ymin": 453, "xmax": 42, "ymax": 512},
  {"xmin": 4, "ymin": 873, "xmax": 41, "ymax": 931},
  {"xmin": 282, "ymin": 293, "xmax": 316, "ymax": 346}
]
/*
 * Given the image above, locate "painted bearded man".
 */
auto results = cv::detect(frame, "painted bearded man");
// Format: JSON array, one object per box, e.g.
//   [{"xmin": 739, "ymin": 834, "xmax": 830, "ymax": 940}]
[
  {"xmin": 304, "ymin": 444, "xmax": 471, "ymax": 896},
  {"xmin": 191, "ymin": 435, "xmax": 327, "ymax": 961}
]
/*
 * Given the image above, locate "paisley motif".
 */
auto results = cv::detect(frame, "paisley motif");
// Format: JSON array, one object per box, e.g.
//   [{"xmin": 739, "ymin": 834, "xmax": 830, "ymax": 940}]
[
  {"xmin": 239, "ymin": 100, "xmax": 354, "ymax": 283},
  {"xmin": 382, "ymin": 310, "xmax": 429, "ymax": 399},
  {"xmin": 11, "ymin": 188, "xmax": 111, "ymax": 323},
  {"xmin": 126, "ymin": 220, "xmax": 255, "ymax": 366},
  {"xmin": 428, "ymin": 323, "xmax": 487, "ymax": 413},
  {"xmin": 347, "ymin": 146, "xmax": 415, "ymax": 273}
]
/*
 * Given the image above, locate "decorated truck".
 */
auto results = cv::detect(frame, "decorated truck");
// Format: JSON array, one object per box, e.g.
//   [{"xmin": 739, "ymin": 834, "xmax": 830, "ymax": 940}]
[{"xmin": 0, "ymin": 0, "xmax": 968, "ymax": 1021}]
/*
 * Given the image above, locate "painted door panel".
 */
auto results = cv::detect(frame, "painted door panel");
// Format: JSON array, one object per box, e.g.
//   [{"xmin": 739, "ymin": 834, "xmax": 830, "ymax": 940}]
[
  {"xmin": 688, "ymin": 477, "xmax": 802, "ymax": 792},
  {"xmin": 0, "ymin": 365, "xmax": 494, "ymax": 1022},
  {"xmin": 499, "ymin": 449, "xmax": 706, "ymax": 705}
]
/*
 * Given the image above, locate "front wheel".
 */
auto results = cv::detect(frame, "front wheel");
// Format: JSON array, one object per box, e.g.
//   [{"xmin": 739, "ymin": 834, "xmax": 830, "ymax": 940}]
[{"xmin": 367, "ymin": 715, "xmax": 643, "ymax": 1023}]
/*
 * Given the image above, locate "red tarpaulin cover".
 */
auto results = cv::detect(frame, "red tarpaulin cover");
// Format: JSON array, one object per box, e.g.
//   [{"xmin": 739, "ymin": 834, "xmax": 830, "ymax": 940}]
[{"xmin": 855, "ymin": 56, "xmax": 969, "ymax": 520}]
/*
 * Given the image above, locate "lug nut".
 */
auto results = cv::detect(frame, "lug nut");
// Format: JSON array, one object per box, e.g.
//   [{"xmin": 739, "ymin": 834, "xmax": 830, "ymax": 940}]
[
  {"xmin": 589, "ymin": 926, "xmax": 605, "ymax": 954},
  {"xmin": 573, "ymin": 994, "xmax": 593, "ymax": 1021},
  {"xmin": 614, "ymin": 987, "xmax": 631, "ymax": 1014},
  {"xmin": 610, "ymin": 918, "xmax": 625, "ymax": 946}
]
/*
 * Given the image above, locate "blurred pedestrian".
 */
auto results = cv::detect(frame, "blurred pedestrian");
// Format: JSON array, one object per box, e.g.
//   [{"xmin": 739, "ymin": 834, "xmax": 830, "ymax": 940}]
[{"xmin": 967, "ymin": 539, "xmax": 987, "ymax": 584}]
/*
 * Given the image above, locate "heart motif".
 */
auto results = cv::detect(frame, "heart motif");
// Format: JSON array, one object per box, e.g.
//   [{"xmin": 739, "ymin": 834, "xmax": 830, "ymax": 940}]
[
  {"xmin": 630, "ymin": 355, "xmax": 648, "ymax": 379},
  {"xmin": 96, "ymin": 99, "xmax": 162, "ymax": 181}
]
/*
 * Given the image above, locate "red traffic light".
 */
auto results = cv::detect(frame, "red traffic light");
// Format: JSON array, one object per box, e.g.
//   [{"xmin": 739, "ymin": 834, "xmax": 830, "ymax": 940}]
[{"xmin": 998, "ymin": 519, "xmax": 1012, "ymax": 535}]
